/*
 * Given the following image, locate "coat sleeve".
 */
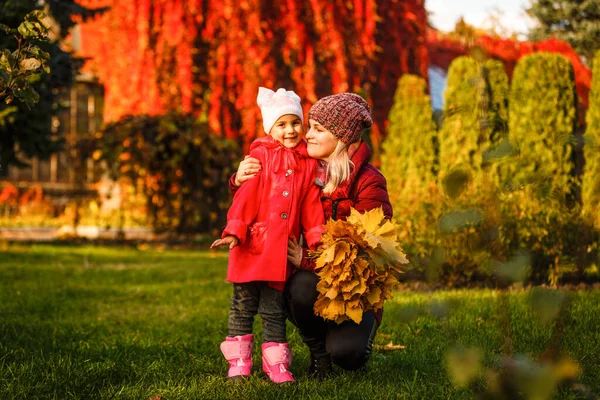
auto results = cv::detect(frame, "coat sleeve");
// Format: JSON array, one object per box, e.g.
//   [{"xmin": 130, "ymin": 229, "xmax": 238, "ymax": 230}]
[
  {"xmin": 300, "ymin": 169, "xmax": 325, "ymax": 250},
  {"xmin": 228, "ymin": 173, "xmax": 239, "ymax": 196},
  {"xmin": 222, "ymin": 148, "xmax": 265, "ymax": 243},
  {"xmin": 353, "ymin": 166, "xmax": 393, "ymax": 219}
]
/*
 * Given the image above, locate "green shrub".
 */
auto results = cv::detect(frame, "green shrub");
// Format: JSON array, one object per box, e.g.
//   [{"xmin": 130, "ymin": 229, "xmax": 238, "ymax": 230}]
[
  {"xmin": 501, "ymin": 53, "xmax": 590, "ymax": 283},
  {"xmin": 381, "ymin": 54, "xmax": 597, "ymax": 286},
  {"xmin": 507, "ymin": 53, "xmax": 577, "ymax": 200},
  {"xmin": 583, "ymin": 50, "xmax": 600, "ymax": 228},
  {"xmin": 91, "ymin": 113, "xmax": 239, "ymax": 234},
  {"xmin": 430, "ymin": 57, "xmax": 511, "ymax": 283},
  {"xmin": 438, "ymin": 56, "xmax": 480, "ymax": 177},
  {"xmin": 381, "ymin": 74, "xmax": 439, "ymax": 278},
  {"xmin": 382, "ymin": 74, "xmax": 437, "ymax": 208},
  {"xmin": 439, "ymin": 57, "xmax": 509, "ymax": 180},
  {"xmin": 481, "ymin": 59, "xmax": 510, "ymax": 158}
]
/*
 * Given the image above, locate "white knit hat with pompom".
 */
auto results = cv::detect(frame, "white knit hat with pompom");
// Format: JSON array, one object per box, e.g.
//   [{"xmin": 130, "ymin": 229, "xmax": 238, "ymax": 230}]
[{"xmin": 257, "ymin": 87, "xmax": 303, "ymax": 134}]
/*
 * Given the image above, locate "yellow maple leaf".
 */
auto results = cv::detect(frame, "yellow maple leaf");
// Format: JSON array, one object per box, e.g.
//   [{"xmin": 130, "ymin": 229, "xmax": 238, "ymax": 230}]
[
  {"xmin": 318, "ymin": 266, "xmax": 335, "ymax": 285},
  {"xmin": 341, "ymin": 278, "xmax": 360, "ymax": 293},
  {"xmin": 346, "ymin": 304, "xmax": 363, "ymax": 324},
  {"xmin": 339, "ymin": 266, "xmax": 353, "ymax": 282},
  {"xmin": 350, "ymin": 276, "xmax": 367, "ymax": 295},
  {"xmin": 319, "ymin": 298, "xmax": 345, "ymax": 321},
  {"xmin": 316, "ymin": 243, "xmax": 338, "ymax": 269},
  {"xmin": 371, "ymin": 299, "xmax": 385, "ymax": 311},
  {"xmin": 384, "ymin": 274, "xmax": 400, "ymax": 287},
  {"xmin": 347, "ymin": 207, "xmax": 385, "ymax": 233},
  {"xmin": 366, "ymin": 286, "xmax": 382, "ymax": 306},
  {"xmin": 325, "ymin": 286, "xmax": 339, "ymax": 300},
  {"xmin": 373, "ymin": 341, "xmax": 406, "ymax": 351},
  {"xmin": 373, "ymin": 219, "xmax": 399, "ymax": 238},
  {"xmin": 347, "ymin": 297, "xmax": 362, "ymax": 308},
  {"xmin": 316, "ymin": 277, "xmax": 329, "ymax": 290},
  {"xmin": 329, "ymin": 219, "xmax": 355, "ymax": 239},
  {"xmin": 332, "ymin": 240, "xmax": 351, "ymax": 266},
  {"xmin": 354, "ymin": 257, "xmax": 370, "ymax": 274},
  {"xmin": 314, "ymin": 295, "xmax": 330, "ymax": 313}
]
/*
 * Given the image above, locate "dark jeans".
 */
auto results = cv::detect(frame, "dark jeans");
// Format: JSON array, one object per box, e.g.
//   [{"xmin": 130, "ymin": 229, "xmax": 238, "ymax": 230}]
[
  {"xmin": 284, "ymin": 269, "xmax": 378, "ymax": 371},
  {"xmin": 228, "ymin": 282, "xmax": 287, "ymax": 343}
]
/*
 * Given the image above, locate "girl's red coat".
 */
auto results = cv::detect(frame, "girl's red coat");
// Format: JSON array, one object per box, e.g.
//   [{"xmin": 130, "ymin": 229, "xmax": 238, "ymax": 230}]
[{"xmin": 223, "ymin": 136, "xmax": 324, "ymax": 286}]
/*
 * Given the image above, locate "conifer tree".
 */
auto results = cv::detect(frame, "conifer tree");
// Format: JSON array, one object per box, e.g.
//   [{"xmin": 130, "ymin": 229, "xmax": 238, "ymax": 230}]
[
  {"xmin": 583, "ymin": 50, "xmax": 600, "ymax": 225},
  {"xmin": 381, "ymin": 74, "xmax": 436, "ymax": 210},
  {"xmin": 438, "ymin": 56, "xmax": 480, "ymax": 178},
  {"xmin": 508, "ymin": 53, "xmax": 577, "ymax": 201},
  {"xmin": 438, "ymin": 57, "xmax": 509, "ymax": 189}
]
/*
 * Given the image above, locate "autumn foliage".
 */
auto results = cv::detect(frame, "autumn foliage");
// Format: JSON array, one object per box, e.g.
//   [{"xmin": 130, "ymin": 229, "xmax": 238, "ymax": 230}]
[
  {"xmin": 311, "ymin": 207, "xmax": 408, "ymax": 324},
  {"xmin": 75, "ymin": 0, "xmax": 429, "ymax": 148},
  {"xmin": 427, "ymin": 30, "xmax": 591, "ymax": 119},
  {"xmin": 583, "ymin": 50, "xmax": 600, "ymax": 228},
  {"xmin": 91, "ymin": 113, "xmax": 239, "ymax": 234}
]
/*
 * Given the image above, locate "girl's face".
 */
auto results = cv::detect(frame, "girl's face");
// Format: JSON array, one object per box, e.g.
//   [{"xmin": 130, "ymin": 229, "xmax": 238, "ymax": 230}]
[
  {"xmin": 269, "ymin": 114, "xmax": 303, "ymax": 148},
  {"xmin": 306, "ymin": 119, "xmax": 339, "ymax": 162}
]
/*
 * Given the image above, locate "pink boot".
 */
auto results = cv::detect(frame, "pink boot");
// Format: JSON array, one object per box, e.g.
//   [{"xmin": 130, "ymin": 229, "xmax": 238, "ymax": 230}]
[
  {"xmin": 262, "ymin": 342, "xmax": 295, "ymax": 384},
  {"xmin": 220, "ymin": 334, "xmax": 253, "ymax": 379}
]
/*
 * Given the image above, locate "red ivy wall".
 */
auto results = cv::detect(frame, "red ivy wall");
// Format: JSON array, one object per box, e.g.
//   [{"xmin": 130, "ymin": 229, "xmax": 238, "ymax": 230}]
[{"xmin": 75, "ymin": 0, "xmax": 429, "ymax": 148}]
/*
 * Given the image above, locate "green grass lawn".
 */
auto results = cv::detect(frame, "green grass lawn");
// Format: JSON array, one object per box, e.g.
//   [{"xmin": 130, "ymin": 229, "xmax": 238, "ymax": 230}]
[{"xmin": 1, "ymin": 244, "xmax": 599, "ymax": 399}]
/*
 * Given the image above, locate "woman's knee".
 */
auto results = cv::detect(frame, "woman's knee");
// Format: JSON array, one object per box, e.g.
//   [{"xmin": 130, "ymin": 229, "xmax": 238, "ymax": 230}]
[
  {"xmin": 327, "ymin": 340, "xmax": 370, "ymax": 371},
  {"xmin": 326, "ymin": 312, "xmax": 377, "ymax": 370},
  {"xmin": 285, "ymin": 270, "xmax": 319, "ymax": 307}
]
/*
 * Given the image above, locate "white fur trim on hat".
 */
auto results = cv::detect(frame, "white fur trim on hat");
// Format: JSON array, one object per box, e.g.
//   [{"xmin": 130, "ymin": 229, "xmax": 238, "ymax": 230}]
[{"xmin": 257, "ymin": 87, "xmax": 304, "ymax": 134}]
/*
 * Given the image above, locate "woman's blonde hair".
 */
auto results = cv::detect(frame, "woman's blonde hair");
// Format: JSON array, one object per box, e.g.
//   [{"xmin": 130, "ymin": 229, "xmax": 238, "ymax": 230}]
[{"xmin": 323, "ymin": 140, "xmax": 354, "ymax": 194}]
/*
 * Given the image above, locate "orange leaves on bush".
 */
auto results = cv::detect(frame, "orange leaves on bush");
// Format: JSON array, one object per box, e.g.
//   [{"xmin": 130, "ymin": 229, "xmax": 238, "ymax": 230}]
[
  {"xmin": 312, "ymin": 207, "xmax": 408, "ymax": 324},
  {"xmin": 76, "ymin": 0, "xmax": 429, "ymax": 149},
  {"xmin": 0, "ymin": 184, "xmax": 19, "ymax": 205}
]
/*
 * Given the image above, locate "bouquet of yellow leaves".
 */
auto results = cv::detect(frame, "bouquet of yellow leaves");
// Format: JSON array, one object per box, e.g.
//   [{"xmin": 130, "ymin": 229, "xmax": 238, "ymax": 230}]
[{"xmin": 311, "ymin": 207, "xmax": 409, "ymax": 324}]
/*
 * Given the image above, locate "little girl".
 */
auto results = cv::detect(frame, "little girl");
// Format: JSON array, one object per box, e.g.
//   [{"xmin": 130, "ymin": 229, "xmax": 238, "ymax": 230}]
[{"xmin": 211, "ymin": 87, "xmax": 324, "ymax": 383}]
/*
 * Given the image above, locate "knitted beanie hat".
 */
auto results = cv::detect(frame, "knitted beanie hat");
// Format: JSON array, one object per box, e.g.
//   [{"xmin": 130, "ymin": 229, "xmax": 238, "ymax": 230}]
[
  {"xmin": 308, "ymin": 93, "xmax": 372, "ymax": 144},
  {"xmin": 257, "ymin": 87, "xmax": 304, "ymax": 134}
]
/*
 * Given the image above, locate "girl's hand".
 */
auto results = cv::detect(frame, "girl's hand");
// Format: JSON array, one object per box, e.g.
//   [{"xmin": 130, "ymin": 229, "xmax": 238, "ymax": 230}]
[
  {"xmin": 287, "ymin": 236, "xmax": 303, "ymax": 267},
  {"xmin": 210, "ymin": 235, "xmax": 239, "ymax": 250},
  {"xmin": 234, "ymin": 155, "xmax": 262, "ymax": 186}
]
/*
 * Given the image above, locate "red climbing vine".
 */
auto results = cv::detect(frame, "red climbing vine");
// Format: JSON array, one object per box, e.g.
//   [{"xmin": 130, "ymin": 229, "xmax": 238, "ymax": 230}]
[{"xmin": 75, "ymin": 0, "xmax": 429, "ymax": 149}]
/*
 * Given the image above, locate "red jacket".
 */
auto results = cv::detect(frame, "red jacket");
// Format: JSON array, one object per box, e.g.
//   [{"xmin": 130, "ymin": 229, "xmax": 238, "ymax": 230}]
[
  {"xmin": 223, "ymin": 136, "xmax": 324, "ymax": 287},
  {"xmin": 319, "ymin": 141, "xmax": 392, "ymax": 221}
]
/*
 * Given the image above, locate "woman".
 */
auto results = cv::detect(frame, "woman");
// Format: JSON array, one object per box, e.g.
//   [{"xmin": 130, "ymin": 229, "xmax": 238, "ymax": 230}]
[{"xmin": 232, "ymin": 93, "xmax": 392, "ymax": 379}]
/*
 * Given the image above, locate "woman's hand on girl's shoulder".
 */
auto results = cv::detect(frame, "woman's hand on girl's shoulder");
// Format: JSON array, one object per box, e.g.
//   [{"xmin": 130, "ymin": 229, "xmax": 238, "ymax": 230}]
[{"xmin": 234, "ymin": 155, "xmax": 262, "ymax": 186}]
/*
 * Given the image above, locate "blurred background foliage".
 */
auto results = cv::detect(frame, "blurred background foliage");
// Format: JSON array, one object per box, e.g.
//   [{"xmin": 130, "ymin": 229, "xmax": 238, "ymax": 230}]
[
  {"xmin": 89, "ymin": 113, "xmax": 239, "ymax": 235},
  {"xmin": 381, "ymin": 49, "xmax": 600, "ymax": 287}
]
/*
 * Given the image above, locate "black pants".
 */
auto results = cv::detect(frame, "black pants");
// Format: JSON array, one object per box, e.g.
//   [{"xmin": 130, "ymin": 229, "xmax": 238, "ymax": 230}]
[
  {"xmin": 228, "ymin": 282, "xmax": 287, "ymax": 343},
  {"xmin": 284, "ymin": 269, "xmax": 378, "ymax": 371}
]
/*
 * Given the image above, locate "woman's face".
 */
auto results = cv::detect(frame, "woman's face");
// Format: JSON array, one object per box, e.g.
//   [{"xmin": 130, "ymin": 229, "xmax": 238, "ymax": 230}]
[{"xmin": 306, "ymin": 119, "xmax": 339, "ymax": 162}]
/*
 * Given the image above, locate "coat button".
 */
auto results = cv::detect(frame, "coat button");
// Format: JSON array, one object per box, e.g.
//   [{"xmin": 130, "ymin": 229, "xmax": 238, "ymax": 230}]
[
  {"xmin": 286, "ymin": 169, "xmax": 293, "ymax": 175},
  {"xmin": 281, "ymin": 213, "xmax": 288, "ymax": 219},
  {"xmin": 283, "ymin": 190, "xmax": 289, "ymax": 197}
]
